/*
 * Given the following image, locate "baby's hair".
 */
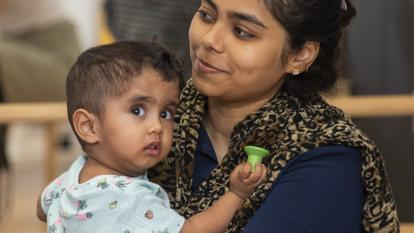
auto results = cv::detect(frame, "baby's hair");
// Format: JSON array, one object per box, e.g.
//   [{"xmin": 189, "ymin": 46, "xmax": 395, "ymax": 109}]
[{"xmin": 66, "ymin": 41, "xmax": 184, "ymax": 148}]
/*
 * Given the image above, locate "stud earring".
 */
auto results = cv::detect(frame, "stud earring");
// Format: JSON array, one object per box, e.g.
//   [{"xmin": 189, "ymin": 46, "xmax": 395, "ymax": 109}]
[{"xmin": 292, "ymin": 69, "xmax": 300, "ymax": 75}]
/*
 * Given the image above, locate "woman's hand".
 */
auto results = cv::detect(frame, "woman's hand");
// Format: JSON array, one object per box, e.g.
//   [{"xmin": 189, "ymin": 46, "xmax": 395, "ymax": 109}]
[{"xmin": 229, "ymin": 163, "xmax": 267, "ymax": 200}]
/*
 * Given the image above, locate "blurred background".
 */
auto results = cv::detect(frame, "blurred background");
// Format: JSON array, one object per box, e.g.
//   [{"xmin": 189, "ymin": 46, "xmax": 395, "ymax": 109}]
[{"xmin": 0, "ymin": 0, "xmax": 412, "ymax": 232}]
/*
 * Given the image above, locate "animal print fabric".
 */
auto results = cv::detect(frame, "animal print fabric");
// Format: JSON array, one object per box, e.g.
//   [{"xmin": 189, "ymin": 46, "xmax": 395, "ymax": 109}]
[{"xmin": 149, "ymin": 79, "xmax": 399, "ymax": 233}]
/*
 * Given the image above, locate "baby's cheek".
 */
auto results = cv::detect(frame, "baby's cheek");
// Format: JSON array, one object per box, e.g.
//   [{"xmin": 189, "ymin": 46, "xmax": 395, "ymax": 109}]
[{"xmin": 162, "ymin": 130, "xmax": 174, "ymax": 156}]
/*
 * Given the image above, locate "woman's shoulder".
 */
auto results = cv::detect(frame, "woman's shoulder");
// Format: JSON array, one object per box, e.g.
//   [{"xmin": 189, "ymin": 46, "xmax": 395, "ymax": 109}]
[
  {"xmin": 283, "ymin": 94, "xmax": 376, "ymax": 151},
  {"xmin": 283, "ymin": 145, "xmax": 362, "ymax": 176},
  {"xmin": 297, "ymin": 145, "xmax": 361, "ymax": 161}
]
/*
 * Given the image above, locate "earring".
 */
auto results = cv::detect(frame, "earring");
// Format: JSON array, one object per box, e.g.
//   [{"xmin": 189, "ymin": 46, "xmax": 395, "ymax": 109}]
[{"xmin": 292, "ymin": 69, "xmax": 300, "ymax": 75}]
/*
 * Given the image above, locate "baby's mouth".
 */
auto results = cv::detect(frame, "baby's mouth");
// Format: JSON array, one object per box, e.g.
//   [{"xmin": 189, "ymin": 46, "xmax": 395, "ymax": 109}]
[{"xmin": 144, "ymin": 142, "xmax": 160, "ymax": 156}]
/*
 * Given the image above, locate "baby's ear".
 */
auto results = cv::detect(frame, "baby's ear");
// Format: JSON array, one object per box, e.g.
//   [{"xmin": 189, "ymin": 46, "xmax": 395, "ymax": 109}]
[{"xmin": 72, "ymin": 109, "xmax": 101, "ymax": 144}]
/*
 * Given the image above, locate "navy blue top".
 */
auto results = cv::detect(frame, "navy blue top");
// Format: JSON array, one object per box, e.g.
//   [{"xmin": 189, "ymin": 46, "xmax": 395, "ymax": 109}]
[{"xmin": 191, "ymin": 125, "xmax": 364, "ymax": 233}]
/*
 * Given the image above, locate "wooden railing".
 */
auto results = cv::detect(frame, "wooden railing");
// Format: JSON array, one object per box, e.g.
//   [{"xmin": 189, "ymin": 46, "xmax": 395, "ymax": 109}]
[
  {"xmin": 0, "ymin": 102, "xmax": 67, "ymax": 184},
  {"xmin": 0, "ymin": 102, "xmax": 67, "ymax": 123},
  {"xmin": 1, "ymin": 95, "xmax": 412, "ymax": 122},
  {"xmin": 325, "ymin": 95, "xmax": 414, "ymax": 117}
]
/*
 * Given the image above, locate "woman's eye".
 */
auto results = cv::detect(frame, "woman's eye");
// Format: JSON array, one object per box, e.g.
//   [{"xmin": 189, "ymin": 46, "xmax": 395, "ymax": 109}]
[
  {"xmin": 131, "ymin": 106, "xmax": 145, "ymax": 116},
  {"xmin": 160, "ymin": 110, "xmax": 172, "ymax": 120},
  {"xmin": 198, "ymin": 10, "xmax": 214, "ymax": 23},
  {"xmin": 234, "ymin": 27, "xmax": 255, "ymax": 39}
]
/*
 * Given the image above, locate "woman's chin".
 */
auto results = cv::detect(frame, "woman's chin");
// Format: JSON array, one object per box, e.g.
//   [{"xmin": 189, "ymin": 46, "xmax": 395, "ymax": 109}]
[{"xmin": 192, "ymin": 75, "xmax": 216, "ymax": 96}]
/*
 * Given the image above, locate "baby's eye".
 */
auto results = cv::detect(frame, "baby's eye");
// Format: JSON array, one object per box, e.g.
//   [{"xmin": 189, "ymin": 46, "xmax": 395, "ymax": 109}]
[
  {"xmin": 160, "ymin": 110, "xmax": 172, "ymax": 120},
  {"xmin": 131, "ymin": 106, "xmax": 145, "ymax": 116}
]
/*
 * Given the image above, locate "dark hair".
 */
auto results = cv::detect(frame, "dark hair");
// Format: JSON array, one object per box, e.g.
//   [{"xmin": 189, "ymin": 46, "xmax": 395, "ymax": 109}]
[
  {"xmin": 66, "ymin": 40, "xmax": 184, "ymax": 148},
  {"xmin": 262, "ymin": 0, "xmax": 356, "ymax": 98}
]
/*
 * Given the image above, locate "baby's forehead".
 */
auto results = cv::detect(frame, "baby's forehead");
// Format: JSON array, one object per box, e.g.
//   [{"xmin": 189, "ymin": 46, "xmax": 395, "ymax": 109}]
[
  {"xmin": 119, "ymin": 73, "xmax": 180, "ymax": 98},
  {"xmin": 134, "ymin": 67, "xmax": 181, "ymax": 87},
  {"xmin": 141, "ymin": 65, "xmax": 183, "ymax": 88}
]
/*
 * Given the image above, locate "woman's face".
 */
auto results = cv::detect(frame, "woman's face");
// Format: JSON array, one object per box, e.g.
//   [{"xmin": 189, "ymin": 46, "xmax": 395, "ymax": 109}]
[{"xmin": 189, "ymin": 0, "xmax": 290, "ymax": 103}]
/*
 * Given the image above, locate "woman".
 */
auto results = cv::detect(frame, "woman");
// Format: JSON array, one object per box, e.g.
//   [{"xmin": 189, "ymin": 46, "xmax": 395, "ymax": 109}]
[{"xmin": 150, "ymin": 0, "xmax": 399, "ymax": 232}]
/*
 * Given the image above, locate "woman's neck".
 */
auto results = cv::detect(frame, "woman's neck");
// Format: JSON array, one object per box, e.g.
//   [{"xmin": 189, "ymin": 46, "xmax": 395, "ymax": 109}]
[{"xmin": 205, "ymin": 96, "xmax": 272, "ymax": 163}]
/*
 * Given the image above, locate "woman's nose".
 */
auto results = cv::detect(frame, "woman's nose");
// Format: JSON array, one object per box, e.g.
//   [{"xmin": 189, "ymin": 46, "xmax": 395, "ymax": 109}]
[{"xmin": 201, "ymin": 24, "xmax": 224, "ymax": 53}]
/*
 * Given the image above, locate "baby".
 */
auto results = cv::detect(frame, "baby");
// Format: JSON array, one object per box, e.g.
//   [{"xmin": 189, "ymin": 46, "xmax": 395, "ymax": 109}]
[{"xmin": 37, "ymin": 41, "xmax": 266, "ymax": 233}]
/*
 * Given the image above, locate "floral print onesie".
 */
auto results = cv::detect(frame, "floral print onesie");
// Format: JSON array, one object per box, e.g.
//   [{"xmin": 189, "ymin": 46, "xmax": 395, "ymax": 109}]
[{"xmin": 41, "ymin": 155, "xmax": 184, "ymax": 233}]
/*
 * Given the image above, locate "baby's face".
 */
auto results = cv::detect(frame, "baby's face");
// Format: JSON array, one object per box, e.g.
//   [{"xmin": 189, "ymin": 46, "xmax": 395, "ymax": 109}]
[{"xmin": 95, "ymin": 68, "xmax": 180, "ymax": 176}]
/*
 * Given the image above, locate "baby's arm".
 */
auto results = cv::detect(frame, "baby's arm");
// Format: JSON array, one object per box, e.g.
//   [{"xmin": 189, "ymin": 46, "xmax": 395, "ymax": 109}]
[
  {"xmin": 36, "ymin": 194, "xmax": 47, "ymax": 222},
  {"xmin": 36, "ymin": 175, "xmax": 63, "ymax": 222},
  {"xmin": 180, "ymin": 163, "xmax": 267, "ymax": 233}
]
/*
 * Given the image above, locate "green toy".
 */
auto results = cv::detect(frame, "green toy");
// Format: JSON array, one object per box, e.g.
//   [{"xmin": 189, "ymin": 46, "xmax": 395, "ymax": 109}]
[{"xmin": 244, "ymin": 145, "xmax": 270, "ymax": 172}]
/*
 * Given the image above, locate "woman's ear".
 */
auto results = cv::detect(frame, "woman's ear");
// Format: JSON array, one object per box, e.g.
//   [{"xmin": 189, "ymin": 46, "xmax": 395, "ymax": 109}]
[
  {"xmin": 72, "ymin": 109, "xmax": 101, "ymax": 145},
  {"xmin": 285, "ymin": 41, "xmax": 320, "ymax": 75}
]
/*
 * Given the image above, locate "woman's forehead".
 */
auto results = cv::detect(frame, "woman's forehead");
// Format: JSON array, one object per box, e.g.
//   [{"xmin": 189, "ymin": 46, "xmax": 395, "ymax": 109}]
[
  {"xmin": 201, "ymin": 0, "xmax": 271, "ymax": 15},
  {"xmin": 201, "ymin": 0, "xmax": 276, "ymax": 26}
]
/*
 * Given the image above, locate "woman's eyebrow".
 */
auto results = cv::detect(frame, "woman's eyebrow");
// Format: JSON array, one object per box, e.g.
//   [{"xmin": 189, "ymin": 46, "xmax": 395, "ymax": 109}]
[
  {"xmin": 203, "ymin": 0, "xmax": 267, "ymax": 28},
  {"xmin": 203, "ymin": 0, "xmax": 217, "ymax": 11},
  {"xmin": 228, "ymin": 11, "xmax": 267, "ymax": 28}
]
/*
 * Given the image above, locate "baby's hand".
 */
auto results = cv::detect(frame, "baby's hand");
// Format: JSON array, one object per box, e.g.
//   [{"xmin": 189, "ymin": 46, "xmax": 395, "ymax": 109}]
[{"xmin": 229, "ymin": 163, "xmax": 267, "ymax": 200}]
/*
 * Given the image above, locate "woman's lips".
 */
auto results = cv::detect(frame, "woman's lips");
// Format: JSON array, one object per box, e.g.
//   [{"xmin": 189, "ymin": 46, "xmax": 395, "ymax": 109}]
[{"xmin": 196, "ymin": 58, "xmax": 227, "ymax": 74}]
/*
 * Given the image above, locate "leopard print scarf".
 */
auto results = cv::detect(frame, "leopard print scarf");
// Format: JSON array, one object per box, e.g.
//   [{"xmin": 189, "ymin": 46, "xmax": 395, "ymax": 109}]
[{"xmin": 150, "ymin": 79, "xmax": 399, "ymax": 233}]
